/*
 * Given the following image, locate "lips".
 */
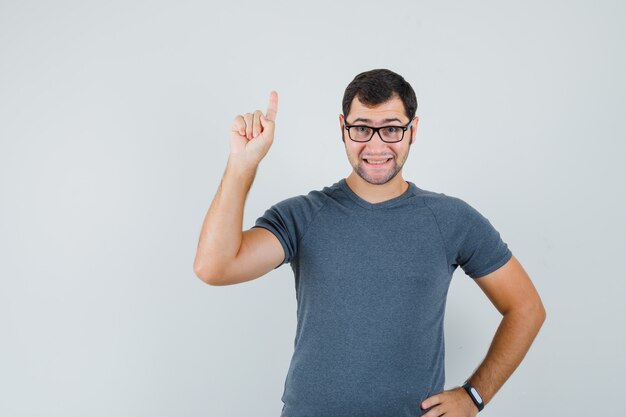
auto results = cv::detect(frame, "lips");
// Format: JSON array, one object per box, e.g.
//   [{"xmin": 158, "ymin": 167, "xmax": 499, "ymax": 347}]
[{"xmin": 363, "ymin": 157, "xmax": 393, "ymax": 167}]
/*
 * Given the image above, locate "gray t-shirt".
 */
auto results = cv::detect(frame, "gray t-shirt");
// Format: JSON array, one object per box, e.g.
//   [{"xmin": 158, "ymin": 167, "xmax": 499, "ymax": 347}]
[{"xmin": 253, "ymin": 178, "xmax": 512, "ymax": 417}]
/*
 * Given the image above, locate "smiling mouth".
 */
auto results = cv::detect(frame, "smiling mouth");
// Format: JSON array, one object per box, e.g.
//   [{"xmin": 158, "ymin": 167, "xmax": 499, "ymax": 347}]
[{"xmin": 363, "ymin": 157, "xmax": 393, "ymax": 167}]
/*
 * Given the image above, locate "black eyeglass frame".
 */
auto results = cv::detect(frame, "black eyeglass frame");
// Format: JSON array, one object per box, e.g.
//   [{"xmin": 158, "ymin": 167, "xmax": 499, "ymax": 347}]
[{"xmin": 343, "ymin": 119, "xmax": 414, "ymax": 143}]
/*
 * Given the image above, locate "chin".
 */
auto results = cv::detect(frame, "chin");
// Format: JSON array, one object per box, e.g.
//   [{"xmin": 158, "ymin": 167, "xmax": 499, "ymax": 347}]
[{"xmin": 355, "ymin": 166, "xmax": 400, "ymax": 185}]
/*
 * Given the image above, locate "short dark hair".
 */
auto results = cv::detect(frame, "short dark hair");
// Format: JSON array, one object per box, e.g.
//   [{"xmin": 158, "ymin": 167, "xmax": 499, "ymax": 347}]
[{"xmin": 342, "ymin": 69, "xmax": 417, "ymax": 121}]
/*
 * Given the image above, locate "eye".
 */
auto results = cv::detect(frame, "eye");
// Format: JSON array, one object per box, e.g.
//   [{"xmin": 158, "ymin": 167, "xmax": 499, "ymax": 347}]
[{"xmin": 383, "ymin": 127, "xmax": 399, "ymax": 133}]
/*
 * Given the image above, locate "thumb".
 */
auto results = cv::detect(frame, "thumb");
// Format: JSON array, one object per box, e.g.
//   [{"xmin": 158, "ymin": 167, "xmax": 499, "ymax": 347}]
[{"xmin": 260, "ymin": 114, "xmax": 274, "ymax": 129}]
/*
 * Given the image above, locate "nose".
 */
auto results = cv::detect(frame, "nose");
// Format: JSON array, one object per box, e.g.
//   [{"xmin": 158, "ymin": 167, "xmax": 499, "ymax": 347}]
[{"xmin": 365, "ymin": 131, "xmax": 392, "ymax": 149}]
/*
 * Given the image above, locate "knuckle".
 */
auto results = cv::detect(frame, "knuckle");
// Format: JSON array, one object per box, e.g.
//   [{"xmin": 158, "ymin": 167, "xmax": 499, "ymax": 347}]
[{"xmin": 425, "ymin": 406, "xmax": 440, "ymax": 416}]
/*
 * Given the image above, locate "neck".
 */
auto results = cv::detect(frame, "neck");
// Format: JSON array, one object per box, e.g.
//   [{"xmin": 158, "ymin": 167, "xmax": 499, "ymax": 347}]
[{"xmin": 345, "ymin": 172, "xmax": 409, "ymax": 204}]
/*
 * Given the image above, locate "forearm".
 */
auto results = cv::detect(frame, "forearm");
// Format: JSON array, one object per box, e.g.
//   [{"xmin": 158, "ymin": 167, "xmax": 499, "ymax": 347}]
[
  {"xmin": 465, "ymin": 304, "xmax": 546, "ymax": 405},
  {"xmin": 193, "ymin": 155, "xmax": 258, "ymax": 280}
]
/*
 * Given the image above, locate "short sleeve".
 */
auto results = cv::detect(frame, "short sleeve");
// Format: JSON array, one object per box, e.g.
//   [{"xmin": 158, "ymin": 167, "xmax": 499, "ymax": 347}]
[
  {"xmin": 454, "ymin": 199, "xmax": 513, "ymax": 279},
  {"xmin": 425, "ymin": 194, "xmax": 513, "ymax": 279},
  {"xmin": 252, "ymin": 191, "xmax": 327, "ymax": 269}
]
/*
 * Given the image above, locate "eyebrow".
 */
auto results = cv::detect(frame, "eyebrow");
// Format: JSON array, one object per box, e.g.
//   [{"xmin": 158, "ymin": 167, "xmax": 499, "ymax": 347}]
[{"xmin": 350, "ymin": 117, "xmax": 404, "ymax": 124}]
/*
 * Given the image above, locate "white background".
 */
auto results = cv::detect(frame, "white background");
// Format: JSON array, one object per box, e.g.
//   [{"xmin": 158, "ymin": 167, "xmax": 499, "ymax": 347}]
[{"xmin": 1, "ymin": 1, "xmax": 624, "ymax": 416}]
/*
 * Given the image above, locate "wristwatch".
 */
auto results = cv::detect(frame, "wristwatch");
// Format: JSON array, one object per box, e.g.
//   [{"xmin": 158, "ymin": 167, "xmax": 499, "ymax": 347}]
[{"xmin": 462, "ymin": 382, "xmax": 485, "ymax": 412}]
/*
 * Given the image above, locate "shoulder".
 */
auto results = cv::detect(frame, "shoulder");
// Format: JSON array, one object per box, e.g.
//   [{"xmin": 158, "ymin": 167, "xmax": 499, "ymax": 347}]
[
  {"xmin": 267, "ymin": 183, "xmax": 337, "ymax": 215},
  {"xmin": 412, "ymin": 187, "xmax": 499, "ymax": 238},
  {"xmin": 414, "ymin": 186, "xmax": 478, "ymax": 220}
]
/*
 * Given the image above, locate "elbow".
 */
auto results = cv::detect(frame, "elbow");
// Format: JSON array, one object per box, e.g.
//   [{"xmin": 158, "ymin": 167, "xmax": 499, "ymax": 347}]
[
  {"xmin": 504, "ymin": 296, "xmax": 546, "ymax": 329},
  {"xmin": 519, "ymin": 298, "xmax": 547, "ymax": 330},
  {"xmin": 532, "ymin": 303, "xmax": 547, "ymax": 339},
  {"xmin": 193, "ymin": 263, "xmax": 211, "ymax": 284},
  {"xmin": 537, "ymin": 302, "xmax": 547, "ymax": 326},
  {"xmin": 531, "ymin": 293, "xmax": 547, "ymax": 325},
  {"xmin": 193, "ymin": 262, "xmax": 226, "ymax": 286}
]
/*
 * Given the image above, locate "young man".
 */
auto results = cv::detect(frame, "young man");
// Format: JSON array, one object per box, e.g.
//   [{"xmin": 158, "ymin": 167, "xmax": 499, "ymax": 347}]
[{"xmin": 193, "ymin": 69, "xmax": 546, "ymax": 417}]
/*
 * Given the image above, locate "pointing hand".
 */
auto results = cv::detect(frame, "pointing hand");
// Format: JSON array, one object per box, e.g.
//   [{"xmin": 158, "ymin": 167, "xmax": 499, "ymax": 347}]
[{"xmin": 229, "ymin": 91, "xmax": 279, "ymax": 166}]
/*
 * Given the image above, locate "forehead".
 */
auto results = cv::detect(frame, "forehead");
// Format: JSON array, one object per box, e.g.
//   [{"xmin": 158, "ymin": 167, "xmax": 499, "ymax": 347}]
[{"xmin": 347, "ymin": 95, "xmax": 408, "ymax": 124}]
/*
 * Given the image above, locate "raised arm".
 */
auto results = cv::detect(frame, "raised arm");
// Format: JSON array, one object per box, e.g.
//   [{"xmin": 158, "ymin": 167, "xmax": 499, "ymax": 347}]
[{"xmin": 193, "ymin": 91, "xmax": 284, "ymax": 286}]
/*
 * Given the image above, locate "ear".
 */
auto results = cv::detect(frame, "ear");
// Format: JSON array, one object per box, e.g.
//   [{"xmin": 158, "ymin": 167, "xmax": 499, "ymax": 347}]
[
  {"xmin": 339, "ymin": 114, "xmax": 346, "ymax": 143},
  {"xmin": 410, "ymin": 116, "xmax": 419, "ymax": 145}
]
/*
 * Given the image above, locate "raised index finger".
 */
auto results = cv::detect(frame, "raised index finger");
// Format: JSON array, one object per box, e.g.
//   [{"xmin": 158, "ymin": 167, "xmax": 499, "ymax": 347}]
[{"xmin": 265, "ymin": 90, "xmax": 278, "ymax": 121}]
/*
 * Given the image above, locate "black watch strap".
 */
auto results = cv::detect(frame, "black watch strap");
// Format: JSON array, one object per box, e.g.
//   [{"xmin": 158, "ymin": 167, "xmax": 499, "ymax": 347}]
[{"xmin": 462, "ymin": 382, "xmax": 485, "ymax": 412}]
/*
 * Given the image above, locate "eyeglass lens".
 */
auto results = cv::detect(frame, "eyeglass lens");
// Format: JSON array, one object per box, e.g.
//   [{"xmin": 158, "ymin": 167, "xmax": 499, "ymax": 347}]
[{"xmin": 349, "ymin": 126, "xmax": 404, "ymax": 142}]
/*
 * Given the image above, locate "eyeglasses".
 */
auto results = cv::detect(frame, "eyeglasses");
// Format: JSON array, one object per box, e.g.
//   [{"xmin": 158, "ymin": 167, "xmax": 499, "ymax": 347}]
[{"xmin": 344, "ymin": 119, "xmax": 413, "ymax": 143}]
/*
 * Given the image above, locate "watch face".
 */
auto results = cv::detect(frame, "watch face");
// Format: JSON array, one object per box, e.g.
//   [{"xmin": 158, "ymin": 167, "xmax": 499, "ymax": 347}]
[{"xmin": 470, "ymin": 387, "xmax": 483, "ymax": 403}]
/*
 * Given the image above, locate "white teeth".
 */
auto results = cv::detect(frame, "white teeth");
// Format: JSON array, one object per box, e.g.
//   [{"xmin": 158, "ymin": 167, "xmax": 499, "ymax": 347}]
[{"xmin": 366, "ymin": 159, "xmax": 390, "ymax": 164}]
